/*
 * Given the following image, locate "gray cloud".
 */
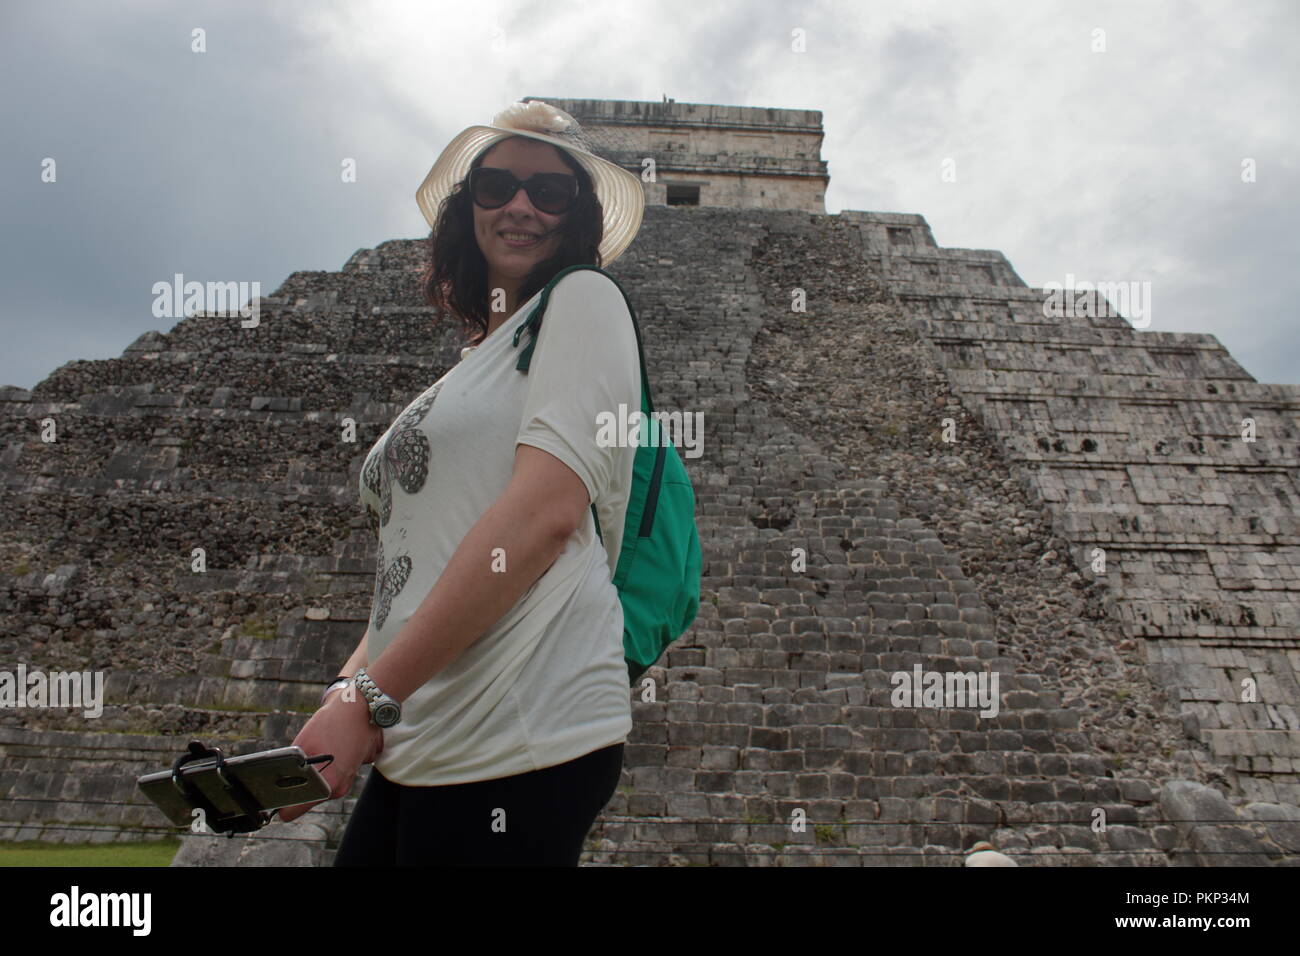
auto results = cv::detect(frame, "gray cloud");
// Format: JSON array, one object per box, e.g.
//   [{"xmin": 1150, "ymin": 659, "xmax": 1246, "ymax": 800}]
[{"xmin": 1, "ymin": 0, "xmax": 1295, "ymax": 388}]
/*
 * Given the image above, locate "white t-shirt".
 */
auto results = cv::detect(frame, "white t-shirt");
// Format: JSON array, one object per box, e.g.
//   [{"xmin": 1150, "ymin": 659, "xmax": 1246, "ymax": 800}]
[{"xmin": 357, "ymin": 268, "xmax": 639, "ymax": 785}]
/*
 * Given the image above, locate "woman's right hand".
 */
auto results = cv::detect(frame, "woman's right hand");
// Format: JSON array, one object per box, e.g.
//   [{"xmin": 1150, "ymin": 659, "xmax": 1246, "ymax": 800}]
[{"xmin": 277, "ymin": 687, "xmax": 384, "ymax": 823}]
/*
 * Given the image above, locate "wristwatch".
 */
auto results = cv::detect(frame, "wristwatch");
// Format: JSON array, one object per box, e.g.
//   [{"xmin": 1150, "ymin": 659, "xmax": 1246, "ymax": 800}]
[{"xmin": 352, "ymin": 666, "xmax": 402, "ymax": 728}]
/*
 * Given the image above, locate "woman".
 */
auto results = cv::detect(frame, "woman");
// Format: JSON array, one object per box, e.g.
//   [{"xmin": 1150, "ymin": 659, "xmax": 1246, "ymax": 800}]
[{"xmin": 278, "ymin": 101, "xmax": 646, "ymax": 867}]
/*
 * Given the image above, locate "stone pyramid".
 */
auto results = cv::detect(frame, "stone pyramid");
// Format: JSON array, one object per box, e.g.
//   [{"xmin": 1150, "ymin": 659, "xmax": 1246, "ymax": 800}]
[{"xmin": 2, "ymin": 203, "xmax": 1297, "ymax": 866}]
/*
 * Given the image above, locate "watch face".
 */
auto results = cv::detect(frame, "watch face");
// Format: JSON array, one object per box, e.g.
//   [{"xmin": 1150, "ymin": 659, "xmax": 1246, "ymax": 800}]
[{"xmin": 375, "ymin": 702, "xmax": 401, "ymax": 727}]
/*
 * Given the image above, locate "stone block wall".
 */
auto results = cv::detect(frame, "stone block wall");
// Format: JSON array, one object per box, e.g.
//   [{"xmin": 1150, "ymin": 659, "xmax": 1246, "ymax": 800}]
[
  {"xmin": 1, "ymin": 204, "xmax": 1297, "ymax": 865},
  {"xmin": 531, "ymin": 96, "xmax": 829, "ymax": 213}
]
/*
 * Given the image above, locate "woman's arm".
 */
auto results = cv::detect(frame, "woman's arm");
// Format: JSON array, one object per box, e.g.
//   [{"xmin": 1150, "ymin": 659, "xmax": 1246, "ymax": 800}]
[{"xmin": 361, "ymin": 443, "xmax": 589, "ymax": 705}]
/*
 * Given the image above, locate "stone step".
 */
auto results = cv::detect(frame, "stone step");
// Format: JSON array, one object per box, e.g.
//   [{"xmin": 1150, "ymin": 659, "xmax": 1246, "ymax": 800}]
[
  {"xmin": 944, "ymin": 367, "xmax": 1300, "ymax": 404},
  {"xmin": 993, "ymin": 425, "xmax": 1300, "ymax": 458},
  {"xmin": 902, "ymin": 290, "xmax": 1145, "ymax": 331},
  {"xmin": 867, "ymin": 255, "xmax": 1026, "ymax": 288},
  {"xmin": 30, "ymin": 354, "xmax": 450, "ymax": 411},
  {"xmin": 1110, "ymin": 595, "xmax": 1300, "ymax": 638},
  {"xmin": 1053, "ymin": 510, "xmax": 1300, "ymax": 543},
  {"xmin": 930, "ymin": 337, "xmax": 1255, "ymax": 382},
  {"xmin": 926, "ymin": 319, "xmax": 1240, "ymax": 355}
]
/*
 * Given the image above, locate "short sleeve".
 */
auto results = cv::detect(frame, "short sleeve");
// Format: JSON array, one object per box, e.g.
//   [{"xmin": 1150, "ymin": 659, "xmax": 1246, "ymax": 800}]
[{"xmin": 515, "ymin": 270, "xmax": 642, "ymax": 505}]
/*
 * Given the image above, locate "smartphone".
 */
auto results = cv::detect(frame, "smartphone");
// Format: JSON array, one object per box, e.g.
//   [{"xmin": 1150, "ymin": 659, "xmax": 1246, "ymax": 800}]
[{"xmin": 137, "ymin": 745, "xmax": 333, "ymax": 829}]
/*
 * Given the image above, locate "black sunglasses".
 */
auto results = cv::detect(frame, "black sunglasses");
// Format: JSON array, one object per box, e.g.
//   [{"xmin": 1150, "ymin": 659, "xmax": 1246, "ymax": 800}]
[{"xmin": 468, "ymin": 167, "xmax": 579, "ymax": 215}]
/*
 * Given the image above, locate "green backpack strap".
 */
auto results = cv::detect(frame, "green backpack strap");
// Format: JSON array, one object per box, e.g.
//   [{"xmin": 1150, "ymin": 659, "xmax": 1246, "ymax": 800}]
[
  {"xmin": 509, "ymin": 261, "xmax": 660, "ymax": 504},
  {"xmin": 512, "ymin": 263, "xmax": 656, "ymax": 546},
  {"xmin": 510, "ymin": 263, "xmax": 699, "ymax": 684},
  {"xmin": 512, "ymin": 264, "xmax": 649, "ymax": 393}
]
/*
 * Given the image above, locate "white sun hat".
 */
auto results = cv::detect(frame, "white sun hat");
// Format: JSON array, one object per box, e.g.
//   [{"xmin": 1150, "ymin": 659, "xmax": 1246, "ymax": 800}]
[{"xmin": 415, "ymin": 100, "xmax": 645, "ymax": 267}]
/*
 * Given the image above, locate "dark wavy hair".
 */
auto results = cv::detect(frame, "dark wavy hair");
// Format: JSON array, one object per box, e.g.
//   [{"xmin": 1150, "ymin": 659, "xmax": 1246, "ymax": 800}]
[{"xmin": 419, "ymin": 136, "xmax": 604, "ymax": 346}]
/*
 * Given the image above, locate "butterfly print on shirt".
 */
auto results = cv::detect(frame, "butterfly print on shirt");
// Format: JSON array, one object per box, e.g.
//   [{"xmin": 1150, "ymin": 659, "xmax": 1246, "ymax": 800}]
[
  {"xmin": 362, "ymin": 382, "xmax": 442, "ymax": 528},
  {"xmin": 371, "ymin": 539, "xmax": 413, "ymax": 632}
]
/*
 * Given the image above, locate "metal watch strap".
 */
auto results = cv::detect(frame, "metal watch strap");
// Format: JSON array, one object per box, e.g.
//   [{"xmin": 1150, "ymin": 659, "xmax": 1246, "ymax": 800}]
[{"xmin": 354, "ymin": 666, "xmax": 401, "ymax": 727}]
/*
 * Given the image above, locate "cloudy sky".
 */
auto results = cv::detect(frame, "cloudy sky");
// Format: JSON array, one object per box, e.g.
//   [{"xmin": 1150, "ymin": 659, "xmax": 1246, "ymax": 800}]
[{"xmin": 2, "ymin": 0, "xmax": 1296, "ymax": 389}]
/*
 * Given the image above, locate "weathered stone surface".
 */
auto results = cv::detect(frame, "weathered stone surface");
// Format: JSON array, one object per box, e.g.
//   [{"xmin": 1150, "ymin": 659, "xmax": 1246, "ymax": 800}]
[
  {"xmin": 1160, "ymin": 780, "xmax": 1237, "ymax": 838},
  {"xmin": 543, "ymin": 97, "xmax": 828, "ymax": 214},
  {"xmin": 171, "ymin": 832, "xmax": 246, "ymax": 867},
  {"xmin": 1, "ymin": 101, "xmax": 1297, "ymax": 866}
]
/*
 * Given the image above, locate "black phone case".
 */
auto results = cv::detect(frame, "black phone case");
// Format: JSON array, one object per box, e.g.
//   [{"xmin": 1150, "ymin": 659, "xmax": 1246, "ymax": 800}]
[{"xmin": 137, "ymin": 744, "xmax": 332, "ymax": 829}]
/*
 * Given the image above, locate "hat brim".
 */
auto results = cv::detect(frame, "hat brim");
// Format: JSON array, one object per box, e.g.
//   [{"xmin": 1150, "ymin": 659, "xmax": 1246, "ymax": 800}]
[{"xmin": 416, "ymin": 125, "xmax": 645, "ymax": 267}]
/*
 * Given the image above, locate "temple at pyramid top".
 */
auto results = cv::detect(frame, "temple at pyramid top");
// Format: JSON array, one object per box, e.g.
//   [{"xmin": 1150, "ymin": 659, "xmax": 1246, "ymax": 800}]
[{"xmin": 523, "ymin": 96, "xmax": 828, "ymax": 212}]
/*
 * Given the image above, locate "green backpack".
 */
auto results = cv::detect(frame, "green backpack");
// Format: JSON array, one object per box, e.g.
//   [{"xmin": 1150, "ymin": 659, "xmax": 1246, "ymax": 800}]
[{"xmin": 510, "ymin": 263, "xmax": 702, "ymax": 684}]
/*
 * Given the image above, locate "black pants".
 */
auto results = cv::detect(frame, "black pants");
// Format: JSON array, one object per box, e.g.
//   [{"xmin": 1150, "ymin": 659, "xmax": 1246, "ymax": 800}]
[{"xmin": 332, "ymin": 743, "xmax": 624, "ymax": 866}]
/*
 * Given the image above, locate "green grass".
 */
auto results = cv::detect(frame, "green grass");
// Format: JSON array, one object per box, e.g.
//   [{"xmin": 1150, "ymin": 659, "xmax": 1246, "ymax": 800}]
[
  {"xmin": 238, "ymin": 613, "xmax": 277, "ymax": 640},
  {"xmin": 0, "ymin": 838, "xmax": 181, "ymax": 867},
  {"xmin": 815, "ymin": 823, "xmax": 847, "ymax": 845}
]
